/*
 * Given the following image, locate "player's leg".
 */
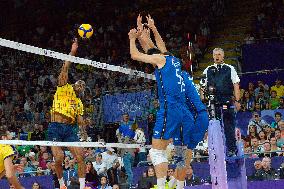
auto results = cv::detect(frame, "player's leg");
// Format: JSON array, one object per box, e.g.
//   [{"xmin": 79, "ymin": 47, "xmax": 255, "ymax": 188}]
[
  {"xmin": 48, "ymin": 123, "xmax": 66, "ymax": 188},
  {"xmin": 151, "ymin": 133, "xmax": 170, "ymax": 188},
  {"xmin": 51, "ymin": 146, "xmax": 65, "ymax": 187},
  {"xmin": 190, "ymin": 110, "xmax": 209, "ymax": 149},
  {"xmin": 150, "ymin": 107, "xmax": 181, "ymax": 189},
  {"xmin": 69, "ymin": 147, "xmax": 86, "ymax": 189},
  {"xmin": 174, "ymin": 107, "xmax": 195, "ymax": 189},
  {"xmin": 64, "ymin": 124, "xmax": 86, "ymax": 189}
]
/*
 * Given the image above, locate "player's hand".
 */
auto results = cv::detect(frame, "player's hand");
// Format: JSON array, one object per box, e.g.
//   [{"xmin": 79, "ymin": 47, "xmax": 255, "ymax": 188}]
[
  {"xmin": 146, "ymin": 14, "xmax": 155, "ymax": 29},
  {"xmin": 128, "ymin": 29, "xmax": 138, "ymax": 40},
  {"xmin": 140, "ymin": 28, "xmax": 151, "ymax": 40},
  {"xmin": 70, "ymin": 38, "xmax": 78, "ymax": 55},
  {"xmin": 137, "ymin": 14, "xmax": 143, "ymax": 32},
  {"xmin": 234, "ymin": 101, "xmax": 241, "ymax": 111},
  {"xmin": 14, "ymin": 164, "xmax": 24, "ymax": 173}
]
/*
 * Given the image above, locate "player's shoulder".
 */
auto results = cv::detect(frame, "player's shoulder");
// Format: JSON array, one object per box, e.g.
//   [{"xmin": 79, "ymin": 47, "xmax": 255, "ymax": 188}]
[
  {"xmin": 0, "ymin": 144, "xmax": 13, "ymax": 150},
  {"xmin": 0, "ymin": 144, "xmax": 16, "ymax": 156}
]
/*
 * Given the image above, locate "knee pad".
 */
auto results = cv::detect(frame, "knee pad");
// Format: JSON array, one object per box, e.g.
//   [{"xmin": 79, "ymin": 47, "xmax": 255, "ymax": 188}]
[
  {"xmin": 149, "ymin": 148, "xmax": 168, "ymax": 166},
  {"xmin": 173, "ymin": 146, "xmax": 187, "ymax": 169}
]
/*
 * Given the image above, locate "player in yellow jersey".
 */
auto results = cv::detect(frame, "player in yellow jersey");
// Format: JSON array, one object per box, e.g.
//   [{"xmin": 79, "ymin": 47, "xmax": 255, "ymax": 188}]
[
  {"xmin": 47, "ymin": 38, "xmax": 86, "ymax": 189},
  {"xmin": 0, "ymin": 125, "xmax": 25, "ymax": 189}
]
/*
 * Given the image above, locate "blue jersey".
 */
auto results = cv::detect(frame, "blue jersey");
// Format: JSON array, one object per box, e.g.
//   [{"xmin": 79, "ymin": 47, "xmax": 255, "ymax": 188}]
[
  {"xmin": 154, "ymin": 56, "xmax": 186, "ymax": 106},
  {"xmin": 182, "ymin": 71, "xmax": 206, "ymax": 113}
]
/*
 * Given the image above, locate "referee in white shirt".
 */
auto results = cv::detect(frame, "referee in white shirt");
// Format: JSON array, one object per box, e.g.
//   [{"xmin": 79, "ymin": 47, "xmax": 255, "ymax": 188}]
[{"xmin": 203, "ymin": 48, "xmax": 241, "ymax": 157}]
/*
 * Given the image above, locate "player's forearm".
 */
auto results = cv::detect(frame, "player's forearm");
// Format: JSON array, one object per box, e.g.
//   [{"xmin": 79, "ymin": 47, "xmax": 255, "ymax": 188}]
[
  {"xmin": 8, "ymin": 175, "xmax": 24, "ymax": 189},
  {"xmin": 130, "ymin": 38, "xmax": 141, "ymax": 60},
  {"xmin": 151, "ymin": 26, "xmax": 167, "ymax": 53},
  {"xmin": 62, "ymin": 50, "xmax": 77, "ymax": 72},
  {"xmin": 58, "ymin": 50, "xmax": 76, "ymax": 85},
  {"xmin": 234, "ymin": 83, "xmax": 241, "ymax": 101},
  {"xmin": 138, "ymin": 37, "xmax": 155, "ymax": 53}
]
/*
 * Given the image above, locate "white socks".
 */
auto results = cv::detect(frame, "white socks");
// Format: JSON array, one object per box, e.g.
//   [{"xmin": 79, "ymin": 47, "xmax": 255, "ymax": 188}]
[
  {"xmin": 176, "ymin": 180, "xmax": 185, "ymax": 189},
  {"xmin": 157, "ymin": 177, "xmax": 167, "ymax": 189},
  {"xmin": 58, "ymin": 177, "xmax": 65, "ymax": 186},
  {"xmin": 79, "ymin": 178, "xmax": 86, "ymax": 189}
]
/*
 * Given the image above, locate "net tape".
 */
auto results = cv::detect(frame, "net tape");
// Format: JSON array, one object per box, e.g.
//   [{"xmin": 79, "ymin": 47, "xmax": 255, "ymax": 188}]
[
  {"xmin": 0, "ymin": 140, "xmax": 152, "ymax": 149},
  {"xmin": 0, "ymin": 38, "xmax": 156, "ymax": 80}
]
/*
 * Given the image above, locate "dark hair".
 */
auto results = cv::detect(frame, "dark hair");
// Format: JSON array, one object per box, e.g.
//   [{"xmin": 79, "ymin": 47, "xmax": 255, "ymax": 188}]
[
  {"xmin": 163, "ymin": 51, "xmax": 174, "ymax": 56},
  {"xmin": 275, "ymin": 112, "xmax": 282, "ymax": 117},
  {"xmin": 96, "ymin": 153, "xmax": 102, "ymax": 158},
  {"xmin": 0, "ymin": 125, "xmax": 8, "ymax": 138},
  {"xmin": 146, "ymin": 166, "xmax": 156, "ymax": 177},
  {"xmin": 275, "ymin": 128, "xmax": 281, "ymax": 133},
  {"xmin": 100, "ymin": 175, "xmax": 109, "ymax": 185},
  {"xmin": 251, "ymin": 137, "xmax": 258, "ymax": 140},
  {"xmin": 86, "ymin": 160, "xmax": 97, "ymax": 176},
  {"xmin": 147, "ymin": 48, "xmax": 162, "ymax": 55},
  {"xmin": 147, "ymin": 48, "xmax": 174, "ymax": 56},
  {"xmin": 258, "ymin": 89, "xmax": 264, "ymax": 93}
]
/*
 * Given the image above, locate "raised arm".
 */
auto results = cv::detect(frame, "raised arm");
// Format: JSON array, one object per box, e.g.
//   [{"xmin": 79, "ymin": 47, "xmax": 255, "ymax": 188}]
[
  {"xmin": 4, "ymin": 157, "xmax": 25, "ymax": 189},
  {"xmin": 129, "ymin": 28, "xmax": 165, "ymax": 67},
  {"xmin": 136, "ymin": 14, "xmax": 156, "ymax": 52},
  {"xmin": 146, "ymin": 15, "xmax": 167, "ymax": 53},
  {"xmin": 58, "ymin": 38, "xmax": 78, "ymax": 86},
  {"xmin": 139, "ymin": 28, "xmax": 156, "ymax": 53}
]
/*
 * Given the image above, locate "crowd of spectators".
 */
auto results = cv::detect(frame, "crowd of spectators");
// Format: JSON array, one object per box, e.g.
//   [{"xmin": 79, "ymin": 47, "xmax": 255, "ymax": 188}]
[
  {"xmin": 251, "ymin": 0, "xmax": 284, "ymax": 40},
  {"xmin": 249, "ymin": 157, "xmax": 284, "ymax": 181},
  {"xmin": 240, "ymin": 79, "xmax": 284, "ymax": 112}
]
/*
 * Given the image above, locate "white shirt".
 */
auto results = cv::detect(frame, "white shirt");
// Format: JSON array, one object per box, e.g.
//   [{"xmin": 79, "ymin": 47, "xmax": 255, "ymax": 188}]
[
  {"xmin": 195, "ymin": 140, "xmax": 208, "ymax": 152},
  {"xmin": 101, "ymin": 152, "xmax": 118, "ymax": 170},
  {"xmin": 248, "ymin": 119, "xmax": 268, "ymax": 134},
  {"xmin": 93, "ymin": 161, "xmax": 107, "ymax": 176},
  {"xmin": 203, "ymin": 63, "xmax": 240, "ymax": 84}
]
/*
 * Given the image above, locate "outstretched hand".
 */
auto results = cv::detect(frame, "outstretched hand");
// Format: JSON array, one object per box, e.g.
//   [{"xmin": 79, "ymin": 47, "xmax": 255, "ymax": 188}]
[
  {"xmin": 70, "ymin": 38, "xmax": 78, "ymax": 55},
  {"xmin": 141, "ymin": 27, "xmax": 151, "ymax": 38},
  {"xmin": 146, "ymin": 14, "xmax": 155, "ymax": 29},
  {"xmin": 128, "ymin": 28, "xmax": 139, "ymax": 40},
  {"xmin": 137, "ymin": 14, "xmax": 143, "ymax": 32}
]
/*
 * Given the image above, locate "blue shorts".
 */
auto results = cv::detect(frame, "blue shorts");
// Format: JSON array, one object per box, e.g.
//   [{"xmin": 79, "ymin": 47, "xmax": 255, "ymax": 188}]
[
  {"xmin": 173, "ymin": 110, "xmax": 209, "ymax": 149},
  {"xmin": 153, "ymin": 104, "xmax": 195, "ymax": 143},
  {"xmin": 47, "ymin": 122, "xmax": 79, "ymax": 142}
]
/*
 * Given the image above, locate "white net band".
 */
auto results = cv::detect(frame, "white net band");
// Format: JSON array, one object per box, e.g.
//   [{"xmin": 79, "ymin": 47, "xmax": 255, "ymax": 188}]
[
  {"xmin": 0, "ymin": 37, "xmax": 156, "ymax": 80},
  {"xmin": 0, "ymin": 140, "xmax": 152, "ymax": 149}
]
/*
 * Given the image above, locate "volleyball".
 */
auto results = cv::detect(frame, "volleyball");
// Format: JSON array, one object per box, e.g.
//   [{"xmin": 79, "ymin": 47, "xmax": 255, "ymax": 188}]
[{"xmin": 78, "ymin": 24, "xmax": 93, "ymax": 39}]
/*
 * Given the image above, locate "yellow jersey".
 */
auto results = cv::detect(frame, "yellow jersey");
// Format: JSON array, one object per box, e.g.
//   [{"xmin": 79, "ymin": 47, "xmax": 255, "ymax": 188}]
[
  {"xmin": 51, "ymin": 84, "xmax": 84, "ymax": 122},
  {"xmin": 0, "ymin": 144, "xmax": 16, "ymax": 174},
  {"xmin": 271, "ymin": 85, "xmax": 284, "ymax": 97}
]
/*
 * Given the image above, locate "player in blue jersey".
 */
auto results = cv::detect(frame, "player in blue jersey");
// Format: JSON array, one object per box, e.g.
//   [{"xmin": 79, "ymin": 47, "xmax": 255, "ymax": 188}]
[
  {"xmin": 167, "ymin": 70, "xmax": 209, "ymax": 188},
  {"xmin": 129, "ymin": 15, "xmax": 196, "ymax": 189},
  {"xmin": 135, "ymin": 14, "xmax": 209, "ymax": 188},
  {"xmin": 181, "ymin": 71, "xmax": 208, "ymax": 146}
]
